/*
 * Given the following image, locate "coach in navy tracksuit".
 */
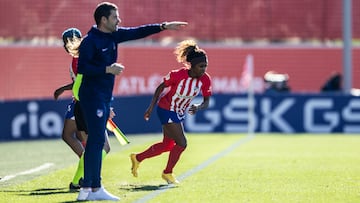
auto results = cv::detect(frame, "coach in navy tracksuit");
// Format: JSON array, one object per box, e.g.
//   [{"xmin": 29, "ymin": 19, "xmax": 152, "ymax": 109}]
[{"xmin": 74, "ymin": 2, "xmax": 187, "ymax": 201}]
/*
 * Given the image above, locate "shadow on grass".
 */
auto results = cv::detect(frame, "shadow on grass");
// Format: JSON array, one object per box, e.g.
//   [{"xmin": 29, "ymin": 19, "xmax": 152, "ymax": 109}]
[
  {"xmin": 0, "ymin": 187, "xmax": 81, "ymax": 203},
  {"xmin": 0, "ymin": 187, "xmax": 77, "ymax": 196},
  {"xmin": 120, "ymin": 183, "xmax": 177, "ymax": 192}
]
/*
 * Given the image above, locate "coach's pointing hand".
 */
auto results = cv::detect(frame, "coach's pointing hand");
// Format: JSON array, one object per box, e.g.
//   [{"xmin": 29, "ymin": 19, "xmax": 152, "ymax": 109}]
[
  {"xmin": 106, "ymin": 63, "xmax": 125, "ymax": 75},
  {"xmin": 161, "ymin": 21, "xmax": 188, "ymax": 30}
]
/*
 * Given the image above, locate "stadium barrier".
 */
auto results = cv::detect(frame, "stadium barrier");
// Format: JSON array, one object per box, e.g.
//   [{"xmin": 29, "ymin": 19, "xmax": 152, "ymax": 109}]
[
  {"xmin": 1, "ymin": 46, "xmax": 360, "ymax": 101},
  {"xmin": 0, "ymin": 93, "xmax": 359, "ymax": 141}
]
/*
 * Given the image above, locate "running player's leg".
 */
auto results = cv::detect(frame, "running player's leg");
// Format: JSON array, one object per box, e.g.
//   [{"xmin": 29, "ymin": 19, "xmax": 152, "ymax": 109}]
[
  {"xmin": 136, "ymin": 135, "xmax": 175, "ymax": 162},
  {"xmin": 130, "ymin": 133, "xmax": 175, "ymax": 177},
  {"xmin": 162, "ymin": 122, "xmax": 186, "ymax": 173},
  {"xmin": 160, "ymin": 122, "xmax": 186, "ymax": 184}
]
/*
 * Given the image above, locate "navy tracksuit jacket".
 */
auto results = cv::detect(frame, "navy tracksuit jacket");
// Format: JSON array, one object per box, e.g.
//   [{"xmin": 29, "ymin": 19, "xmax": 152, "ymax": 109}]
[{"xmin": 77, "ymin": 24, "xmax": 162, "ymax": 188}]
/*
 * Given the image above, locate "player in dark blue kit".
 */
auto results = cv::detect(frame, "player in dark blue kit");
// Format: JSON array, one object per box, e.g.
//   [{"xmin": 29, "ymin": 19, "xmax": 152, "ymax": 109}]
[{"xmin": 73, "ymin": 2, "xmax": 187, "ymax": 201}]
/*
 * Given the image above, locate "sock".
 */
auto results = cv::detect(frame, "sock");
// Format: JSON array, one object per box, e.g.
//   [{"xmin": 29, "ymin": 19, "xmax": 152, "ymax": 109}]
[
  {"xmin": 71, "ymin": 149, "xmax": 107, "ymax": 185},
  {"xmin": 102, "ymin": 149, "xmax": 107, "ymax": 159},
  {"xmin": 137, "ymin": 135, "xmax": 175, "ymax": 162},
  {"xmin": 163, "ymin": 145, "xmax": 185, "ymax": 174},
  {"xmin": 71, "ymin": 152, "xmax": 84, "ymax": 185}
]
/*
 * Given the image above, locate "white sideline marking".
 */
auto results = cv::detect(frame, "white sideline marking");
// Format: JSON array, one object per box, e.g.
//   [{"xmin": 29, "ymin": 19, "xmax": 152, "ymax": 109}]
[
  {"xmin": 135, "ymin": 134, "xmax": 255, "ymax": 203},
  {"xmin": 0, "ymin": 162, "xmax": 54, "ymax": 182}
]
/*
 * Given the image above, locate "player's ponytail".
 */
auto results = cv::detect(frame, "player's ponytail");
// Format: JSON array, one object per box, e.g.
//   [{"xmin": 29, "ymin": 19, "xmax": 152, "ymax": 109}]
[
  {"xmin": 174, "ymin": 40, "xmax": 199, "ymax": 64},
  {"xmin": 174, "ymin": 39, "xmax": 207, "ymax": 67}
]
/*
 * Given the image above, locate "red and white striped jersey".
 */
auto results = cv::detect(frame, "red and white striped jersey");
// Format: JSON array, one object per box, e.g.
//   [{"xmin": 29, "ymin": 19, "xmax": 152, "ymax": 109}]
[
  {"xmin": 158, "ymin": 67, "xmax": 212, "ymax": 114},
  {"xmin": 69, "ymin": 57, "xmax": 78, "ymax": 81}
]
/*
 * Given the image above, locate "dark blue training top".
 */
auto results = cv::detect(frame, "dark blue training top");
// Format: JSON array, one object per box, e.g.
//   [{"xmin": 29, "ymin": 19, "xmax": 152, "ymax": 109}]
[{"xmin": 78, "ymin": 24, "xmax": 162, "ymax": 102}]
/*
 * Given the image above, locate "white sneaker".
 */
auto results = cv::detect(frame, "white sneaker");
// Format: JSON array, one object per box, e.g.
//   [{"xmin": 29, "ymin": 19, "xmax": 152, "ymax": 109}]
[
  {"xmin": 87, "ymin": 186, "xmax": 120, "ymax": 201},
  {"xmin": 76, "ymin": 188, "xmax": 91, "ymax": 201}
]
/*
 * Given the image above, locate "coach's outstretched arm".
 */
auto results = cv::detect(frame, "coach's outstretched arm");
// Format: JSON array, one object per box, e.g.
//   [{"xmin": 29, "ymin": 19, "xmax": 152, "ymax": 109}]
[{"xmin": 160, "ymin": 21, "xmax": 188, "ymax": 30}]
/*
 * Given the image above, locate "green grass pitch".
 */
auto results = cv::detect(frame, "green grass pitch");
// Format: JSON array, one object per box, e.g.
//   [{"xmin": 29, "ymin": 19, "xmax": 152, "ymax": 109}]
[{"xmin": 0, "ymin": 133, "xmax": 359, "ymax": 203}]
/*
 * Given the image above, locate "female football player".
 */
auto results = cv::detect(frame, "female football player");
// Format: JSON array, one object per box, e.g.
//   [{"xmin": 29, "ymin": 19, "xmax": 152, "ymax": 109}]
[{"xmin": 130, "ymin": 39, "xmax": 212, "ymax": 184}]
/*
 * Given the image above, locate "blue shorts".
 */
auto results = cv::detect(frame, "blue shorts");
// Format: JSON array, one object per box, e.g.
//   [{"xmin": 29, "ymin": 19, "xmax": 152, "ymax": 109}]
[
  {"xmin": 157, "ymin": 106, "xmax": 185, "ymax": 124},
  {"xmin": 64, "ymin": 100, "xmax": 76, "ymax": 120}
]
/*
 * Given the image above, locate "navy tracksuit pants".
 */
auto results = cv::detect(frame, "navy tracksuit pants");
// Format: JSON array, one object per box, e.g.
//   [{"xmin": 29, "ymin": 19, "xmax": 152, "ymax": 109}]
[{"xmin": 79, "ymin": 100, "xmax": 110, "ymax": 188}]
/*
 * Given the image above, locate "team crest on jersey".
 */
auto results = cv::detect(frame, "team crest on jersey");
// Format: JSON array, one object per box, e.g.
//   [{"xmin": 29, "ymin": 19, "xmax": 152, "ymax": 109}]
[{"xmin": 96, "ymin": 109, "xmax": 104, "ymax": 118}]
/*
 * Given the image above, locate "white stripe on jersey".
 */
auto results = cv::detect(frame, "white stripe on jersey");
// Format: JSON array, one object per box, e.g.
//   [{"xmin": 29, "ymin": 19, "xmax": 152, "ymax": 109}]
[
  {"xmin": 177, "ymin": 78, "xmax": 196, "ymax": 113},
  {"xmin": 170, "ymin": 79, "xmax": 184, "ymax": 112},
  {"xmin": 170, "ymin": 78, "xmax": 202, "ymax": 114},
  {"xmin": 176, "ymin": 78, "xmax": 192, "ymax": 113}
]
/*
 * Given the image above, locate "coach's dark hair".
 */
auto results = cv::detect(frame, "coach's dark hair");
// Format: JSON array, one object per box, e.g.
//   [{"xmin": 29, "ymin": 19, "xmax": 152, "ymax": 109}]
[
  {"xmin": 94, "ymin": 2, "xmax": 118, "ymax": 26},
  {"xmin": 174, "ymin": 39, "xmax": 207, "ymax": 67}
]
